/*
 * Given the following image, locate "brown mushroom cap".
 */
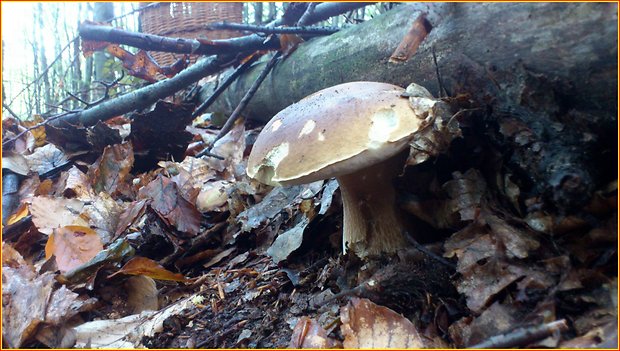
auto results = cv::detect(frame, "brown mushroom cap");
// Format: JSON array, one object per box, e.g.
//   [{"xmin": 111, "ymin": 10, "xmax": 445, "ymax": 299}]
[{"xmin": 247, "ymin": 82, "xmax": 425, "ymax": 186}]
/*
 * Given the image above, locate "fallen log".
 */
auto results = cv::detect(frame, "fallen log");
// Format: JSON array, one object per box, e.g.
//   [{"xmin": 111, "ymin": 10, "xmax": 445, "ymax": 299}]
[
  {"xmin": 201, "ymin": 2, "xmax": 616, "ymax": 122},
  {"xmin": 200, "ymin": 2, "xmax": 617, "ymax": 214}
]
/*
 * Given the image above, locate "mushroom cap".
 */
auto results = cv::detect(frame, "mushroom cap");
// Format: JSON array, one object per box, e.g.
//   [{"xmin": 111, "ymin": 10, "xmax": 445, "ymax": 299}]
[{"xmin": 246, "ymin": 81, "xmax": 426, "ymax": 186}]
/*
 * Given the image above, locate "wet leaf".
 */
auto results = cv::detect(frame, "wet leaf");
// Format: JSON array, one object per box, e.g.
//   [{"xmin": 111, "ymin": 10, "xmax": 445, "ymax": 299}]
[
  {"xmin": 2, "ymin": 267, "xmax": 55, "ymax": 348},
  {"xmin": 110, "ymin": 256, "xmax": 188, "ymax": 283},
  {"xmin": 138, "ymin": 175, "xmax": 202, "ymax": 236},
  {"xmin": 62, "ymin": 166, "xmax": 94, "ymax": 199},
  {"xmin": 88, "ymin": 142, "xmax": 134, "ymax": 194},
  {"xmin": 2, "ymin": 151, "xmax": 31, "ymax": 175},
  {"xmin": 267, "ymin": 215, "xmax": 310, "ymax": 263},
  {"xmin": 45, "ymin": 225, "xmax": 103, "ymax": 274},
  {"xmin": 340, "ymin": 297, "xmax": 426, "ymax": 349},
  {"xmin": 60, "ymin": 239, "xmax": 135, "ymax": 286}
]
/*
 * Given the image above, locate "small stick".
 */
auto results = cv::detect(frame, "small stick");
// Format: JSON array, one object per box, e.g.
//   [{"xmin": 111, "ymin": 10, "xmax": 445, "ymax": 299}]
[
  {"xmin": 468, "ymin": 319, "xmax": 568, "ymax": 349},
  {"xmin": 208, "ymin": 22, "xmax": 339, "ymax": 36},
  {"xmin": 192, "ymin": 53, "xmax": 260, "ymax": 118},
  {"xmin": 432, "ymin": 46, "xmax": 448, "ymax": 97},
  {"xmin": 197, "ymin": 52, "xmax": 281, "ymax": 158}
]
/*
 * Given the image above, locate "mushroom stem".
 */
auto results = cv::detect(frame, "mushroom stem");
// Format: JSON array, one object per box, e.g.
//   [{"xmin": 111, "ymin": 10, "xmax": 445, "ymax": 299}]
[{"xmin": 337, "ymin": 152, "xmax": 408, "ymax": 258}]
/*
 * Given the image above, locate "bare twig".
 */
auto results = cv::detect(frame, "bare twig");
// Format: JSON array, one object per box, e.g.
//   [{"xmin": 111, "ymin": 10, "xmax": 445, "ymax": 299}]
[
  {"xmin": 432, "ymin": 46, "xmax": 448, "ymax": 97},
  {"xmin": 207, "ymin": 22, "xmax": 339, "ymax": 36},
  {"xmin": 192, "ymin": 54, "xmax": 260, "ymax": 118},
  {"xmin": 468, "ymin": 319, "xmax": 569, "ymax": 349},
  {"xmin": 197, "ymin": 52, "xmax": 282, "ymax": 158},
  {"xmin": 2, "ymin": 111, "xmax": 74, "ymax": 146},
  {"xmin": 6, "ymin": 39, "xmax": 75, "ymax": 108}
]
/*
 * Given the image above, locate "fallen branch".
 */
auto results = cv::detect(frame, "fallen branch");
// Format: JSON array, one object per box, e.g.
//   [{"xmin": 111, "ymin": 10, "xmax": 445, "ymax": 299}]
[
  {"xmin": 468, "ymin": 320, "xmax": 569, "ymax": 348},
  {"xmin": 197, "ymin": 52, "xmax": 282, "ymax": 158},
  {"xmin": 207, "ymin": 22, "xmax": 339, "ymax": 36},
  {"xmin": 48, "ymin": 54, "xmax": 237, "ymax": 128},
  {"xmin": 192, "ymin": 54, "xmax": 260, "ymax": 118},
  {"xmin": 78, "ymin": 3, "xmax": 370, "ymax": 58}
]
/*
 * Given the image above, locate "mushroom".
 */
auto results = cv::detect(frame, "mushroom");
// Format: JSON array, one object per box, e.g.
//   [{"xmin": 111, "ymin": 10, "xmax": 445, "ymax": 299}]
[{"xmin": 246, "ymin": 81, "xmax": 453, "ymax": 258}]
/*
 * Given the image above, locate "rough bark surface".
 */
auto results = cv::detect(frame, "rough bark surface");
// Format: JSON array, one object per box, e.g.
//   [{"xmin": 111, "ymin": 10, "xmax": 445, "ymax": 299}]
[{"xmin": 201, "ymin": 3, "xmax": 617, "ymax": 122}]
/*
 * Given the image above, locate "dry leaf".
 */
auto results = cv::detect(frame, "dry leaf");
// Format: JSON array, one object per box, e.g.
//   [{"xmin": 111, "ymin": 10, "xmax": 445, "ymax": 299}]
[
  {"xmin": 138, "ymin": 175, "xmax": 202, "ymax": 236},
  {"xmin": 88, "ymin": 142, "xmax": 134, "ymax": 194},
  {"xmin": 110, "ymin": 256, "xmax": 188, "ymax": 283},
  {"xmin": 30, "ymin": 196, "xmax": 88, "ymax": 234},
  {"xmin": 2, "ymin": 269, "xmax": 55, "ymax": 348},
  {"xmin": 289, "ymin": 317, "xmax": 340, "ymax": 348},
  {"xmin": 45, "ymin": 226, "xmax": 103, "ymax": 274},
  {"xmin": 340, "ymin": 298, "xmax": 426, "ymax": 349},
  {"xmin": 125, "ymin": 275, "xmax": 159, "ymax": 313}
]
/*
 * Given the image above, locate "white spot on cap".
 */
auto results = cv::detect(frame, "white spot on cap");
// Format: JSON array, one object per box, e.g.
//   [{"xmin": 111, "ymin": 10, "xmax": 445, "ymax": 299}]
[
  {"xmin": 271, "ymin": 119, "xmax": 282, "ymax": 132},
  {"xmin": 318, "ymin": 132, "xmax": 325, "ymax": 141},
  {"xmin": 298, "ymin": 120, "xmax": 316, "ymax": 137},
  {"xmin": 368, "ymin": 108, "xmax": 398, "ymax": 149},
  {"xmin": 265, "ymin": 142, "xmax": 289, "ymax": 169}
]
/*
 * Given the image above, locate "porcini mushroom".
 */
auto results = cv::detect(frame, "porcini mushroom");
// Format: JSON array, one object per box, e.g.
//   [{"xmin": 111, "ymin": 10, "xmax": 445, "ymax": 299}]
[{"xmin": 246, "ymin": 81, "xmax": 450, "ymax": 258}]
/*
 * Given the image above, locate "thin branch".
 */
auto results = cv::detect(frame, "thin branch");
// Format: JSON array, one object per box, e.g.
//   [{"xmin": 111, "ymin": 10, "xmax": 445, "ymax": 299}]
[
  {"xmin": 49, "ymin": 54, "xmax": 238, "ymax": 128},
  {"xmin": 2, "ymin": 111, "xmax": 74, "ymax": 146},
  {"xmin": 468, "ymin": 320, "xmax": 569, "ymax": 349},
  {"xmin": 197, "ymin": 52, "xmax": 282, "ymax": 158},
  {"xmin": 207, "ymin": 22, "xmax": 339, "ymax": 36},
  {"xmin": 6, "ymin": 39, "xmax": 75, "ymax": 108},
  {"xmin": 192, "ymin": 54, "xmax": 260, "ymax": 118}
]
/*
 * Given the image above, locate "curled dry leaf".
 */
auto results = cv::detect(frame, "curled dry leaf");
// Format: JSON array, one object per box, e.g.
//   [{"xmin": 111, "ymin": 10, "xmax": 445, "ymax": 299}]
[
  {"xmin": 340, "ymin": 297, "xmax": 426, "ymax": 349},
  {"xmin": 110, "ymin": 256, "xmax": 188, "ymax": 283},
  {"xmin": 45, "ymin": 225, "xmax": 104, "ymax": 274},
  {"xmin": 289, "ymin": 316, "xmax": 340, "ymax": 348}
]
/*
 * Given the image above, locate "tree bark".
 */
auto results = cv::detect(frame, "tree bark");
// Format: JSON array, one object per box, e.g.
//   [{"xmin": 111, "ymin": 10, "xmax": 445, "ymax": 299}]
[{"xmin": 201, "ymin": 3, "xmax": 617, "ymax": 123}]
